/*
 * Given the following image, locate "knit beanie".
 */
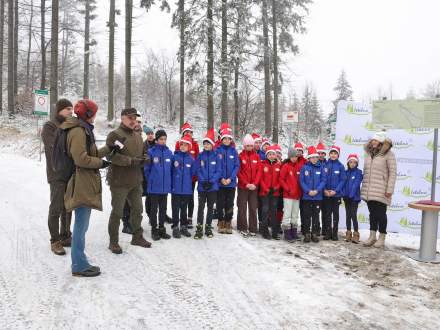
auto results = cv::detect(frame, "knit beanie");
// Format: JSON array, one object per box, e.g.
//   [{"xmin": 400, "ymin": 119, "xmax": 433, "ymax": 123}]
[
  {"xmin": 143, "ymin": 125, "xmax": 154, "ymax": 134},
  {"xmin": 56, "ymin": 98, "xmax": 73, "ymax": 113},
  {"xmin": 242, "ymin": 134, "xmax": 254, "ymax": 147}
]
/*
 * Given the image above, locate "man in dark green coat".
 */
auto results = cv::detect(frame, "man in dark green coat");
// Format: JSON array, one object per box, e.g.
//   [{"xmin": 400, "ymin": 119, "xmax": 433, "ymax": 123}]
[
  {"xmin": 106, "ymin": 108, "xmax": 151, "ymax": 254},
  {"xmin": 41, "ymin": 99, "xmax": 73, "ymax": 256}
]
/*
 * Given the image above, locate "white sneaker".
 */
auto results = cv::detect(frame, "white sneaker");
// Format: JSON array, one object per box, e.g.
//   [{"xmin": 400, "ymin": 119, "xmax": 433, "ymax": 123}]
[
  {"xmin": 240, "ymin": 230, "xmax": 249, "ymax": 237},
  {"xmin": 248, "ymin": 232, "xmax": 257, "ymax": 237}
]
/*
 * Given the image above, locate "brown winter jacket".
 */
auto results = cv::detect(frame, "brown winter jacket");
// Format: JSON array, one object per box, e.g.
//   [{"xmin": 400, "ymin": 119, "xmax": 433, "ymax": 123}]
[
  {"xmin": 62, "ymin": 117, "xmax": 110, "ymax": 212},
  {"xmin": 361, "ymin": 139, "xmax": 397, "ymax": 206},
  {"xmin": 105, "ymin": 124, "xmax": 149, "ymax": 188},
  {"xmin": 41, "ymin": 118, "xmax": 63, "ymax": 183}
]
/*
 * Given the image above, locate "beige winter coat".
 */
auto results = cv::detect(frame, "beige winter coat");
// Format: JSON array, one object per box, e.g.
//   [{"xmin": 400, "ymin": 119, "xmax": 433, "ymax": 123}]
[{"xmin": 361, "ymin": 139, "xmax": 397, "ymax": 206}]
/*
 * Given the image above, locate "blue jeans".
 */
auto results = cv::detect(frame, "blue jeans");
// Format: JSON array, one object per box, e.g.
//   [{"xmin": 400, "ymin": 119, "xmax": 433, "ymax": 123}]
[{"xmin": 71, "ymin": 207, "xmax": 92, "ymax": 272}]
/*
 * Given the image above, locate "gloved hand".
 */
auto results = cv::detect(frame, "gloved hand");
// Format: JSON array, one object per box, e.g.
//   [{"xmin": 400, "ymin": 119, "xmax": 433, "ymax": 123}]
[
  {"xmin": 108, "ymin": 144, "xmax": 122, "ymax": 152},
  {"xmin": 202, "ymin": 181, "xmax": 213, "ymax": 191},
  {"xmin": 101, "ymin": 160, "xmax": 112, "ymax": 169}
]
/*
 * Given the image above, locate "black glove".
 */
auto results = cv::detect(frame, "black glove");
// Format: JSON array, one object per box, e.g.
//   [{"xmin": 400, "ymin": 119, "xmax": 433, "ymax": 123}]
[
  {"xmin": 108, "ymin": 144, "xmax": 122, "ymax": 153},
  {"xmin": 202, "ymin": 181, "xmax": 213, "ymax": 191},
  {"xmin": 101, "ymin": 160, "xmax": 111, "ymax": 169}
]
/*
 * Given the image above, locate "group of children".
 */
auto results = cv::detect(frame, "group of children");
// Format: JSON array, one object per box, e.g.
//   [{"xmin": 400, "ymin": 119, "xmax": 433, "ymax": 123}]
[{"xmin": 143, "ymin": 122, "xmax": 364, "ymax": 244}]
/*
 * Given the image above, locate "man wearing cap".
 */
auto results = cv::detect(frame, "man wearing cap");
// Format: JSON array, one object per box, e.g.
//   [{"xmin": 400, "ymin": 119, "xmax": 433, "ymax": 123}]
[
  {"xmin": 106, "ymin": 108, "xmax": 151, "ymax": 254},
  {"xmin": 41, "ymin": 98, "xmax": 74, "ymax": 256}
]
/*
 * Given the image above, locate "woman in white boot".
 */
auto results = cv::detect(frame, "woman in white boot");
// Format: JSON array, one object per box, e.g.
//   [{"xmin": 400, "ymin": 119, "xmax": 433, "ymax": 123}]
[{"xmin": 361, "ymin": 132, "xmax": 397, "ymax": 248}]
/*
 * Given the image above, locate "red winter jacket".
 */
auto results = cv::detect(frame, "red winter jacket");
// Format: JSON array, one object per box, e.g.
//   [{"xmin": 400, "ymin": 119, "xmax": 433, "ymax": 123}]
[
  {"xmin": 237, "ymin": 150, "xmax": 262, "ymax": 190},
  {"xmin": 297, "ymin": 156, "xmax": 307, "ymax": 169},
  {"xmin": 259, "ymin": 159, "xmax": 282, "ymax": 197},
  {"xmin": 280, "ymin": 160, "xmax": 302, "ymax": 200}
]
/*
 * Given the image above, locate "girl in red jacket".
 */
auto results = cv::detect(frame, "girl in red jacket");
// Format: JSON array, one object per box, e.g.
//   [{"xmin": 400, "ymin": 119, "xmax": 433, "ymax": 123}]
[
  {"xmin": 237, "ymin": 134, "xmax": 262, "ymax": 237},
  {"xmin": 259, "ymin": 146, "xmax": 282, "ymax": 240},
  {"xmin": 280, "ymin": 147, "xmax": 302, "ymax": 242}
]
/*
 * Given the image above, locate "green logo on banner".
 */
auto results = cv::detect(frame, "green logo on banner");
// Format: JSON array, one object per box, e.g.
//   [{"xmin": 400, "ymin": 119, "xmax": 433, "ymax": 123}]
[
  {"xmin": 358, "ymin": 213, "xmax": 369, "ymax": 224},
  {"xmin": 405, "ymin": 128, "xmax": 432, "ymax": 135},
  {"xmin": 399, "ymin": 217, "xmax": 420, "ymax": 229},
  {"xmin": 346, "ymin": 104, "xmax": 370, "ymax": 115},
  {"xmin": 363, "ymin": 121, "xmax": 376, "ymax": 131},
  {"xmin": 426, "ymin": 140, "xmax": 440, "ymax": 151},
  {"xmin": 424, "ymin": 172, "xmax": 440, "ymax": 183},
  {"xmin": 402, "ymin": 186, "xmax": 430, "ymax": 199},
  {"xmin": 343, "ymin": 135, "xmax": 369, "ymax": 146}
]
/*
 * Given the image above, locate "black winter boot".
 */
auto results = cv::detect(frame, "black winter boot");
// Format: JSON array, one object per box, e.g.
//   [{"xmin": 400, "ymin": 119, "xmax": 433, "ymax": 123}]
[
  {"xmin": 303, "ymin": 233, "xmax": 311, "ymax": 243},
  {"xmin": 159, "ymin": 226, "xmax": 171, "ymax": 239},
  {"xmin": 151, "ymin": 227, "xmax": 161, "ymax": 241},
  {"xmin": 172, "ymin": 227, "xmax": 181, "ymax": 239},
  {"xmin": 194, "ymin": 224, "xmax": 203, "ymax": 239},
  {"xmin": 205, "ymin": 224, "xmax": 214, "ymax": 238},
  {"xmin": 311, "ymin": 233, "xmax": 319, "ymax": 243},
  {"xmin": 180, "ymin": 226, "xmax": 191, "ymax": 237},
  {"xmin": 332, "ymin": 227, "xmax": 339, "ymax": 241},
  {"xmin": 262, "ymin": 225, "xmax": 271, "ymax": 240}
]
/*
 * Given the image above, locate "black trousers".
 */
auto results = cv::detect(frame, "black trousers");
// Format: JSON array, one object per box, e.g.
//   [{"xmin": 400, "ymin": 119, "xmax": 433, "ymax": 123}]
[
  {"xmin": 300, "ymin": 199, "xmax": 305, "ymax": 234},
  {"xmin": 186, "ymin": 182, "xmax": 196, "ymax": 219},
  {"xmin": 217, "ymin": 187, "xmax": 236, "ymax": 223},
  {"xmin": 302, "ymin": 200, "xmax": 321, "ymax": 234},
  {"xmin": 323, "ymin": 197, "xmax": 341, "ymax": 233},
  {"xmin": 197, "ymin": 191, "xmax": 217, "ymax": 226},
  {"xmin": 150, "ymin": 194, "xmax": 167, "ymax": 228},
  {"xmin": 367, "ymin": 200, "xmax": 388, "ymax": 234},
  {"xmin": 145, "ymin": 194, "xmax": 153, "ymax": 219},
  {"xmin": 261, "ymin": 192, "xmax": 280, "ymax": 234},
  {"xmin": 172, "ymin": 194, "xmax": 192, "ymax": 228},
  {"xmin": 344, "ymin": 198, "xmax": 359, "ymax": 231}
]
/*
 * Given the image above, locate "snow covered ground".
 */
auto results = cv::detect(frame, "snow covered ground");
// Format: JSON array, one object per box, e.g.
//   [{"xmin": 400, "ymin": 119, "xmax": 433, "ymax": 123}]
[{"xmin": 1, "ymin": 152, "xmax": 440, "ymax": 330}]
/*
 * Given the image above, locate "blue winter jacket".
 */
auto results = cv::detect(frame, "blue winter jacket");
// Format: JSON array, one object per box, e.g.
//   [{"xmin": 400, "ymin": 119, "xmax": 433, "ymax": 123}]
[
  {"xmin": 343, "ymin": 167, "xmax": 363, "ymax": 202},
  {"xmin": 144, "ymin": 144, "xmax": 173, "ymax": 195},
  {"xmin": 323, "ymin": 159, "xmax": 347, "ymax": 197},
  {"xmin": 300, "ymin": 161, "xmax": 327, "ymax": 201},
  {"xmin": 216, "ymin": 144, "xmax": 240, "ymax": 188},
  {"xmin": 172, "ymin": 151, "xmax": 196, "ymax": 195},
  {"xmin": 258, "ymin": 150, "xmax": 266, "ymax": 161},
  {"xmin": 196, "ymin": 150, "xmax": 221, "ymax": 192}
]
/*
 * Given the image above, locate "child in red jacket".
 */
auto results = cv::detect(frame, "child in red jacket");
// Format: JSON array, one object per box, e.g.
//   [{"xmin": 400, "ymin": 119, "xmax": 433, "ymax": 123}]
[
  {"xmin": 280, "ymin": 147, "xmax": 302, "ymax": 242},
  {"xmin": 237, "ymin": 134, "xmax": 261, "ymax": 237},
  {"xmin": 259, "ymin": 146, "xmax": 282, "ymax": 240}
]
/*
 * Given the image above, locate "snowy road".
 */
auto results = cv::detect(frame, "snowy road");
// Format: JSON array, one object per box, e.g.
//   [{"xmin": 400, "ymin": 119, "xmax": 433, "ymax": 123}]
[{"xmin": 1, "ymin": 154, "xmax": 439, "ymax": 330}]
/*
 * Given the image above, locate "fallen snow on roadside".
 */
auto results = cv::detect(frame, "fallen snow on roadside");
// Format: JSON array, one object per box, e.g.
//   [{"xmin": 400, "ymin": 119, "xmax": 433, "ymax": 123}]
[{"xmin": 0, "ymin": 154, "xmax": 439, "ymax": 330}]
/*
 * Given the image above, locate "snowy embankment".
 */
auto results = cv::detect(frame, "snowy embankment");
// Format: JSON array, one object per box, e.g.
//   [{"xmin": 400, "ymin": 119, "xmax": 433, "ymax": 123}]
[
  {"xmin": 1, "ymin": 153, "xmax": 440, "ymax": 329},
  {"xmin": 1, "ymin": 114, "xmax": 440, "ymax": 329}
]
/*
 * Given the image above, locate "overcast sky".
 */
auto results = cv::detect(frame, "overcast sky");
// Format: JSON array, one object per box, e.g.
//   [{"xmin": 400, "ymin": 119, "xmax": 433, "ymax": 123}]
[{"xmin": 93, "ymin": 0, "xmax": 440, "ymax": 114}]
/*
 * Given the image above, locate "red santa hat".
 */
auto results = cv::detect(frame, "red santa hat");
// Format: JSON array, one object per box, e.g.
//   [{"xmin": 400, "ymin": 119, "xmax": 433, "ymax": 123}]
[
  {"xmin": 203, "ymin": 128, "xmax": 216, "ymax": 146},
  {"xmin": 316, "ymin": 142, "xmax": 327, "ymax": 154},
  {"xmin": 220, "ymin": 127, "xmax": 233, "ymax": 140},
  {"xmin": 181, "ymin": 122, "xmax": 193, "ymax": 134},
  {"xmin": 261, "ymin": 138, "xmax": 271, "ymax": 147},
  {"xmin": 347, "ymin": 154, "xmax": 359, "ymax": 163},
  {"xmin": 179, "ymin": 135, "xmax": 193, "ymax": 149},
  {"xmin": 218, "ymin": 123, "xmax": 231, "ymax": 135},
  {"xmin": 329, "ymin": 145, "xmax": 341, "ymax": 155},
  {"xmin": 265, "ymin": 145, "xmax": 277, "ymax": 156},
  {"xmin": 273, "ymin": 144, "xmax": 282, "ymax": 154},
  {"xmin": 294, "ymin": 142, "xmax": 304, "ymax": 151},
  {"xmin": 307, "ymin": 146, "xmax": 319, "ymax": 159},
  {"xmin": 252, "ymin": 133, "xmax": 262, "ymax": 142}
]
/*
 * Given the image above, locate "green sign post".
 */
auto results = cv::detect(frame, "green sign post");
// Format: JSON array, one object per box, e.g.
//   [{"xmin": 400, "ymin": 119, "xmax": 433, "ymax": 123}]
[{"xmin": 373, "ymin": 99, "xmax": 440, "ymax": 263}]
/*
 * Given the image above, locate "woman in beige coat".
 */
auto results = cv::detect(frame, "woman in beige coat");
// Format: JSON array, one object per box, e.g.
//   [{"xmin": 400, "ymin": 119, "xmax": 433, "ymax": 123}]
[{"xmin": 361, "ymin": 132, "xmax": 397, "ymax": 248}]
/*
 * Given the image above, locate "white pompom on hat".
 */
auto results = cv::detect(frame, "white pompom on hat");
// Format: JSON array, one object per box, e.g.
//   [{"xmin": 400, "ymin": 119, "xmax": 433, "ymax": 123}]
[{"xmin": 371, "ymin": 132, "xmax": 386, "ymax": 143}]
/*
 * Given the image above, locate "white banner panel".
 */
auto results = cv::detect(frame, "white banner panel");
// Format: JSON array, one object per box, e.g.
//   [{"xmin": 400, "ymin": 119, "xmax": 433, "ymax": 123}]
[{"xmin": 335, "ymin": 101, "xmax": 439, "ymax": 235}]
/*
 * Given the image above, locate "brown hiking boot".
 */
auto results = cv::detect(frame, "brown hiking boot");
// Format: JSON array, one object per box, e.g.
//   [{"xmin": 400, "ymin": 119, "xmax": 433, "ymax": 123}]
[
  {"xmin": 352, "ymin": 231, "xmax": 360, "ymax": 244},
  {"xmin": 108, "ymin": 243, "xmax": 123, "ymax": 254},
  {"xmin": 131, "ymin": 234, "xmax": 152, "ymax": 248},
  {"xmin": 345, "ymin": 231, "xmax": 352, "ymax": 242},
  {"xmin": 225, "ymin": 222, "xmax": 233, "ymax": 234},
  {"xmin": 61, "ymin": 237, "xmax": 72, "ymax": 247},
  {"xmin": 218, "ymin": 220, "xmax": 225, "ymax": 234},
  {"xmin": 51, "ymin": 241, "xmax": 66, "ymax": 256}
]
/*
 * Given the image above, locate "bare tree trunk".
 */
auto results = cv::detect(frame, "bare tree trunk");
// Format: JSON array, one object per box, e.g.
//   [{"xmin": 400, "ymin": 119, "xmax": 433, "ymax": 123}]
[
  {"xmin": 13, "ymin": 0, "xmax": 17, "ymax": 97},
  {"xmin": 40, "ymin": 0, "xmax": 46, "ymax": 90},
  {"xmin": 206, "ymin": 0, "xmax": 214, "ymax": 129},
  {"xmin": 107, "ymin": 0, "xmax": 115, "ymax": 121},
  {"xmin": 271, "ymin": 0, "xmax": 278, "ymax": 143},
  {"xmin": 60, "ymin": 8, "xmax": 67, "ymax": 94},
  {"xmin": 0, "ymin": 0, "xmax": 5, "ymax": 114},
  {"xmin": 220, "ymin": 0, "xmax": 228, "ymax": 123},
  {"xmin": 178, "ymin": 0, "xmax": 184, "ymax": 127},
  {"xmin": 7, "ymin": 0, "xmax": 14, "ymax": 115},
  {"xmin": 233, "ymin": 11, "xmax": 240, "ymax": 138},
  {"xmin": 83, "ymin": 0, "xmax": 90, "ymax": 98},
  {"xmin": 262, "ymin": 0, "xmax": 271, "ymax": 136},
  {"xmin": 25, "ymin": 0, "xmax": 34, "ymax": 92},
  {"xmin": 50, "ymin": 0, "xmax": 58, "ymax": 119},
  {"xmin": 125, "ymin": 0, "xmax": 132, "ymax": 108}
]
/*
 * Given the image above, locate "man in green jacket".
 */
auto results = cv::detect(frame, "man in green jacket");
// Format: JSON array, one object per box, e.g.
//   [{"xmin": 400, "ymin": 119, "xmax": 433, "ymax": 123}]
[
  {"xmin": 41, "ymin": 99, "xmax": 73, "ymax": 256},
  {"xmin": 106, "ymin": 108, "xmax": 151, "ymax": 254}
]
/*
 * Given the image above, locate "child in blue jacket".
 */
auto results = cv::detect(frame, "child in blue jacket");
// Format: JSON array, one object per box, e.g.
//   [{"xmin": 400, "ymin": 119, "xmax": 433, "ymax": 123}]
[
  {"xmin": 194, "ymin": 129, "xmax": 221, "ymax": 239},
  {"xmin": 300, "ymin": 146, "xmax": 327, "ymax": 243},
  {"xmin": 216, "ymin": 127, "xmax": 240, "ymax": 234},
  {"xmin": 144, "ymin": 129, "xmax": 173, "ymax": 241},
  {"xmin": 322, "ymin": 145, "xmax": 347, "ymax": 241},
  {"xmin": 171, "ymin": 135, "xmax": 197, "ymax": 238},
  {"xmin": 343, "ymin": 154, "xmax": 363, "ymax": 243}
]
